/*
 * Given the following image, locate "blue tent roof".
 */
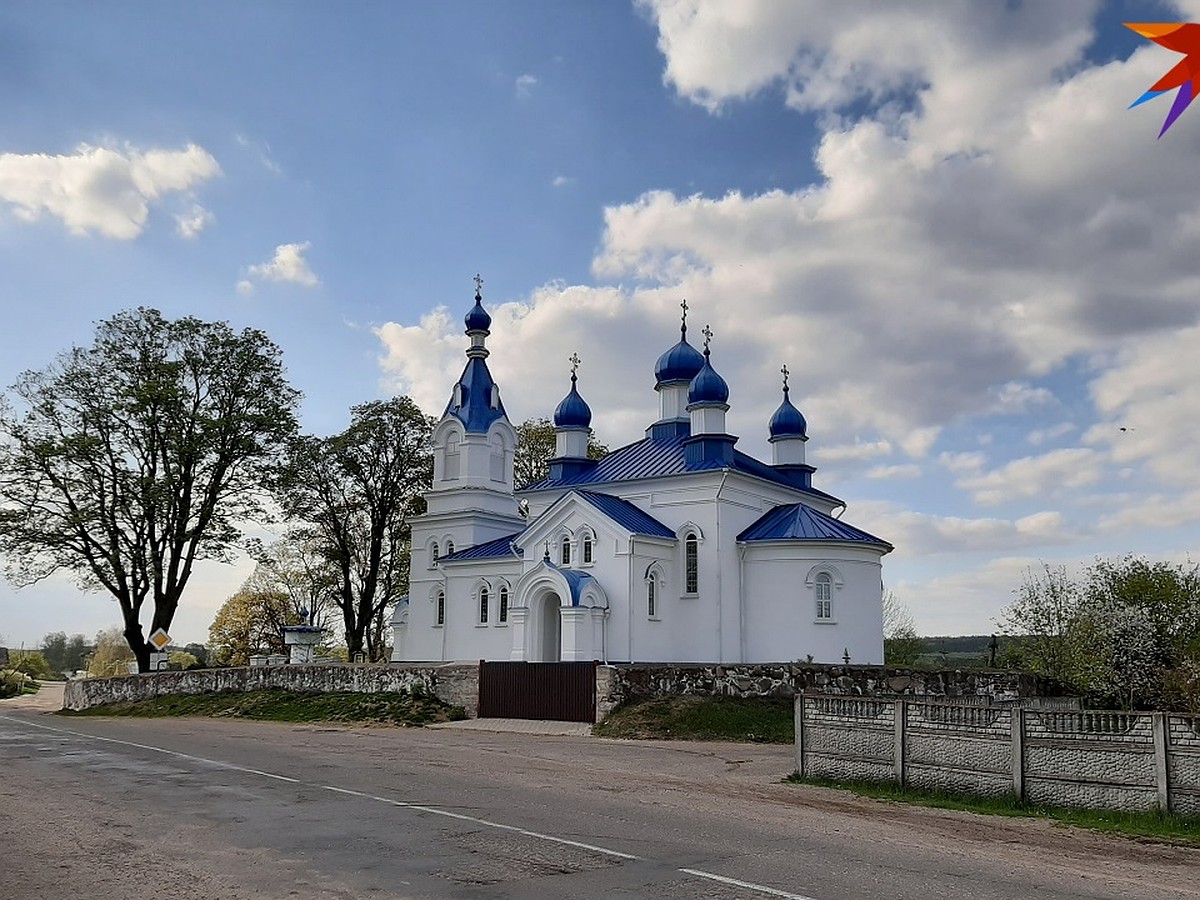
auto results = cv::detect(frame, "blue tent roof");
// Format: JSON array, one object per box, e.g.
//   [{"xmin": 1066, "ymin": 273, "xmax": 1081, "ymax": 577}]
[
  {"xmin": 440, "ymin": 532, "xmax": 525, "ymax": 562},
  {"xmin": 520, "ymin": 432, "xmax": 841, "ymax": 504},
  {"xmin": 444, "ymin": 356, "xmax": 507, "ymax": 434},
  {"xmin": 737, "ymin": 503, "xmax": 891, "ymax": 550}
]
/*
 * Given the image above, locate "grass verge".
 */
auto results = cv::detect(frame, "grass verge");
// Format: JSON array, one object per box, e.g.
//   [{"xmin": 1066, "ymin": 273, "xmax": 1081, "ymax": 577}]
[
  {"xmin": 786, "ymin": 774, "xmax": 1200, "ymax": 844},
  {"xmin": 594, "ymin": 695, "xmax": 794, "ymax": 743},
  {"xmin": 59, "ymin": 688, "xmax": 468, "ymax": 726}
]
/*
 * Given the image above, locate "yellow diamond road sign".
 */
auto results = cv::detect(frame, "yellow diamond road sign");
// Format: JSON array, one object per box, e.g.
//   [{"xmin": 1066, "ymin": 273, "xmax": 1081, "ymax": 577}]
[{"xmin": 148, "ymin": 628, "xmax": 171, "ymax": 651}]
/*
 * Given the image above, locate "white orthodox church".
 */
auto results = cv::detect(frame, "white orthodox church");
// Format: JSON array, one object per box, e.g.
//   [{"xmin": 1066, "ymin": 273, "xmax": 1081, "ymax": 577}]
[{"xmin": 391, "ymin": 282, "xmax": 892, "ymax": 665}]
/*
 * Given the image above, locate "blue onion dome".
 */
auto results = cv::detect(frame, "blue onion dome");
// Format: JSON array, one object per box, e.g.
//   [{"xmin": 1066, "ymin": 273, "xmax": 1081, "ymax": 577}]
[
  {"xmin": 769, "ymin": 386, "xmax": 807, "ymax": 439},
  {"xmin": 464, "ymin": 278, "xmax": 491, "ymax": 333},
  {"xmin": 688, "ymin": 346, "xmax": 729, "ymax": 405},
  {"xmin": 554, "ymin": 372, "xmax": 592, "ymax": 428},
  {"xmin": 655, "ymin": 301, "xmax": 705, "ymax": 385}
]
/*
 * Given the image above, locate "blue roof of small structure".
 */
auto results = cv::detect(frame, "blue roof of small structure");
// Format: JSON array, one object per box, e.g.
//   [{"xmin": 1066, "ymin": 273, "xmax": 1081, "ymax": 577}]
[
  {"xmin": 573, "ymin": 490, "xmax": 675, "ymax": 538},
  {"xmin": 655, "ymin": 335, "xmax": 706, "ymax": 385},
  {"xmin": 520, "ymin": 432, "xmax": 841, "ymax": 503},
  {"xmin": 688, "ymin": 350, "xmax": 729, "ymax": 405},
  {"xmin": 769, "ymin": 389, "xmax": 807, "ymax": 439},
  {"xmin": 557, "ymin": 566, "xmax": 594, "ymax": 606},
  {"xmin": 440, "ymin": 532, "xmax": 525, "ymax": 562},
  {"xmin": 737, "ymin": 503, "xmax": 891, "ymax": 549}
]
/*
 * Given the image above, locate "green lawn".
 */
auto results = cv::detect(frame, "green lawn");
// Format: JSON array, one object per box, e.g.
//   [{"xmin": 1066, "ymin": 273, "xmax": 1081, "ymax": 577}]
[{"xmin": 594, "ymin": 695, "xmax": 794, "ymax": 743}]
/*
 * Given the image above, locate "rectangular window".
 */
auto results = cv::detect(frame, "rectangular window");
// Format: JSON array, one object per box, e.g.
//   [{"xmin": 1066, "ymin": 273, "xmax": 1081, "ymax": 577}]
[
  {"xmin": 684, "ymin": 535, "xmax": 699, "ymax": 594},
  {"xmin": 583, "ymin": 537, "xmax": 593, "ymax": 564},
  {"xmin": 436, "ymin": 592, "xmax": 445, "ymax": 626},
  {"xmin": 815, "ymin": 581, "xmax": 832, "ymax": 620},
  {"xmin": 499, "ymin": 589, "xmax": 508, "ymax": 623},
  {"xmin": 479, "ymin": 589, "xmax": 489, "ymax": 624},
  {"xmin": 560, "ymin": 539, "xmax": 570, "ymax": 566},
  {"xmin": 648, "ymin": 580, "xmax": 656, "ymax": 618}
]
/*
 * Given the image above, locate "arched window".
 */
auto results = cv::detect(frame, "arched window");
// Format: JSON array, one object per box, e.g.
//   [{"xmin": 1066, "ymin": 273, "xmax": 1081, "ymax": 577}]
[
  {"xmin": 436, "ymin": 590, "xmax": 445, "ymax": 626},
  {"xmin": 444, "ymin": 433, "xmax": 460, "ymax": 480},
  {"xmin": 647, "ymin": 578, "xmax": 657, "ymax": 618},
  {"xmin": 582, "ymin": 532, "xmax": 594, "ymax": 564},
  {"xmin": 815, "ymin": 573, "xmax": 832, "ymax": 620},
  {"xmin": 684, "ymin": 533, "xmax": 699, "ymax": 594},
  {"xmin": 430, "ymin": 541, "xmax": 440, "ymax": 566},
  {"xmin": 489, "ymin": 433, "xmax": 505, "ymax": 482},
  {"xmin": 479, "ymin": 587, "xmax": 489, "ymax": 624},
  {"xmin": 498, "ymin": 586, "xmax": 509, "ymax": 623},
  {"xmin": 446, "ymin": 539, "xmax": 455, "ymax": 556},
  {"xmin": 560, "ymin": 535, "xmax": 571, "ymax": 566}
]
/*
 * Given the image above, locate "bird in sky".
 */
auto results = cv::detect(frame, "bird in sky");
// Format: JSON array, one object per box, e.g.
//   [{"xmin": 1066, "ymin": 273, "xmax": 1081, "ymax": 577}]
[{"xmin": 1125, "ymin": 22, "xmax": 1200, "ymax": 137}]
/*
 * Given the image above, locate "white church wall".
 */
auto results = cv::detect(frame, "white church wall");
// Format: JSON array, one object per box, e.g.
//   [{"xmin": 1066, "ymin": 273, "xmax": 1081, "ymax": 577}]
[{"xmin": 741, "ymin": 543, "xmax": 885, "ymax": 665}]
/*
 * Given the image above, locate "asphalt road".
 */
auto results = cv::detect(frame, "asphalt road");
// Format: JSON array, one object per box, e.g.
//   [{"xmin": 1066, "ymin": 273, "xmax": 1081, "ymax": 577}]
[{"xmin": 1, "ymin": 701, "xmax": 1198, "ymax": 900}]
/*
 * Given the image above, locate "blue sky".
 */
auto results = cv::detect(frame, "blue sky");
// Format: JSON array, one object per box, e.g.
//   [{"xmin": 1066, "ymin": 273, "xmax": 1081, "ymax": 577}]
[{"xmin": 2, "ymin": 0, "xmax": 1199, "ymax": 649}]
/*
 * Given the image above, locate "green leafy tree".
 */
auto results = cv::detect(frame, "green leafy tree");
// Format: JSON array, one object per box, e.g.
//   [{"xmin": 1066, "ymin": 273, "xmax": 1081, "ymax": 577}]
[
  {"xmin": 1001, "ymin": 556, "xmax": 1200, "ymax": 709},
  {"xmin": 182, "ymin": 642, "xmax": 209, "ymax": 667},
  {"xmin": 9, "ymin": 650, "xmax": 51, "ymax": 679},
  {"xmin": 276, "ymin": 397, "xmax": 433, "ymax": 661},
  {"xmin": 167, "ymin": 650, "xmax": 201, "ymax": 670},
  {"xmin": 0, "ymin": 308, "xmax": 300, "ymax": 672},
  {"xmin": 513, "ymin": 416, "xmax": 608, "ymax": 488},
  {"xmin": 40, "ymin": 632, "xmax": 68, "ymax": 674},
  {"xmin": 86, "ymin": 628, "xmax": 136, "ymax": 677},
  {"xmin": 244, "ymin": 530, "xmax": 339, "ymax": 632},
  {"xmin": 208, "ymin": 588, "xmax": 297, "ymax": 666}
]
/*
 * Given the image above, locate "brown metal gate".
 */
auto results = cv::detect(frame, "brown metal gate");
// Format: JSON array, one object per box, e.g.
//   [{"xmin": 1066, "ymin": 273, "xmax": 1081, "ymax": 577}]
[{"xmin": 477, "ymin": 661, "xmax": 597, "ymax": 723}]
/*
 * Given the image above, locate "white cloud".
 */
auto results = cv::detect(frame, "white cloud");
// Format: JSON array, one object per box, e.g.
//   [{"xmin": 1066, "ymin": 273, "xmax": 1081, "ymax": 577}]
[
  {"xmin": 175, "ymin": 203, "xmax": 214, "ymax": 238},
  {"xmin": 817, "ymin": 439, "xmax": 892, "ymax": 462},
  {"xmin": 552, "ymin": 175, "xmax": 574, "ymax": 188},
  {"xmin": 515, "ymin": 74, "xmax": 538, "ymax": 98},
  {"xmin": 1027, "ymin": 422, "xmax": 1076, "ymax": 446},
  {"xmin": 866, "ymin": 464, "xmax": 920, "ymax": 480},
  {"xmin": 955, "ymin": 448, "xmax": 1104, "ymax": 506},
  {"xmin": 245, "ymin": 242, "xmax": 320, "ymax": 289},
  {"xmin": 0, "ymin": 142, "xmax": 221, "ymax": 239},
  {"xmin": 988, "ymin": 381, "xmax": 1055, "ymax": 415},
  {"xmin": 852, "ymin": 501, "xmax": 1074, "ymax": 558},
  {"xmin": 236, "ymin": 280, "xmax": 255, "ymax": 296},
  {"xmin": 938, "ymin": 451, "xmax": 986, "ymax": 475}
]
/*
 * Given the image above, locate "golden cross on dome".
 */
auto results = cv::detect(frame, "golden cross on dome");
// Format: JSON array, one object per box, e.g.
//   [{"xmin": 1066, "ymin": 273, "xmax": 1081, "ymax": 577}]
[
  {"xmin": 681, "ymin": 298, "xmax": 688, "ymax": 322},
  {"xmin": 702, "ymin": 324, "xmax": 713, "ymax": 351},
  {"xmin": 569, "ymin": 352, "xmax": 581, "ymax": 377},
  {"xmin": 781, "ymin": 364, "xmax": 790, "ymax": 390},
  {"xmin": 473, "ymin": 273, "xmax": 483, "ymax": 295}
]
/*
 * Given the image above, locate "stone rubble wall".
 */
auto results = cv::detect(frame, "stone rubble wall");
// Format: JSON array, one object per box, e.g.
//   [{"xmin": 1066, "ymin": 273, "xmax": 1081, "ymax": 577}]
[
  {"xmin": 62, "ymin": 663, "xmax": 480, "ymax": 716},
  {"xmin": 595, "ymin": 663, "xmax": 1069, "ymax": 722},
  {"xmin": 796, "ymin": 695, "xmax": 1200, "ymax": 816}
]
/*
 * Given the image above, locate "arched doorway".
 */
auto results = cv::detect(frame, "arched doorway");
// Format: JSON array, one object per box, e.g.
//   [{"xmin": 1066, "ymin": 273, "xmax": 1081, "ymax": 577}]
[{"xmin": 534, "ymin": 589, "xmax": 562, "ymax": 662}]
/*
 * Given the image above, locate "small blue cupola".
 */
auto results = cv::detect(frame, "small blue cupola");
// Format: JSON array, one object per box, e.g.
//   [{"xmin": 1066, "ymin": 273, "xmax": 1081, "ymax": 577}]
[
  {"xmin": 549, "ymin": 353, "xmax": 599, "ymax": 480},
  {"xmin": 687, "ymin": 344, "xmax": 730, "ymax": 406},
  {"xmin": 769, "ymin": 365, "xmax": 807, "ymax": 439},
  {"xmin": 683, "ymin": 325, "xmax": 736, "ymax": 466},
  {"xmin": 444, "ymin": 275, "xmax": 506, "ymax": 434},
  {"xmin": 769, "ymin": 364, "xmax": 815, "ymax": 488},
  {"xmin": 650, "ymin": 300, "xmax": 706, "ymax": 440},
  {"xmin": 553, "ymin": 356, "xmax": 592, "ymax": 430},
  {"xmin": 654, "ymin": 299, "xmax": 705, "ymax": 386}
]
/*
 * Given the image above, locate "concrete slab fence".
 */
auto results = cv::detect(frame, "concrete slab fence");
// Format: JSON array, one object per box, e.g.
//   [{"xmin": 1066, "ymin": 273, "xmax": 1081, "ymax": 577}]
[{"xmin": 795, "ymin": 694, "xmax": 1200, "ymax": 816}]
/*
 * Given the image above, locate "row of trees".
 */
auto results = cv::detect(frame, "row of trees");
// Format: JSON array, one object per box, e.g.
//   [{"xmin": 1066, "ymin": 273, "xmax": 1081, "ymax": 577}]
[
  {"xmin": 0, "ymin": 308, "xmax": 608, "ymax": 671},
  {"xmin": 1001, "ymin": 556, "xmax": 1200, "ymax": 711}
]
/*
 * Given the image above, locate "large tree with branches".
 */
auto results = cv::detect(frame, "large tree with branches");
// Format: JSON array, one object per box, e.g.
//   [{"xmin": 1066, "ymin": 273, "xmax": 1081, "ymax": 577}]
[
  {"xmin": 276, "ymin": 397, "xmax": 433, "ymax": 661},
  {"xmin": 0, "ymin": 308, "xmax": 300, "ymax": 671}
]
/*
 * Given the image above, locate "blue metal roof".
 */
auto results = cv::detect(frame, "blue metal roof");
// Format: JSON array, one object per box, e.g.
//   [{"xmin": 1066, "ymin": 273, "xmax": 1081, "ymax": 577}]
[
  {"xmin": 553, "ymin": 375, "xmax": 592, "ymax": 428},
  {"xmin": 688, "ymin": 349, "xmax": 729, "ymax": 405},
  {"xmin": 445, "ymin": 356, "xmax": 507, "ymax": 434},
  {"xmin": 440, "ymin": 532, "xmax": 525, "ymax": 562},
  {"xmin": 557, "ymin": 566, "xmax": 594, "ymax": 606},
  {"xmin": 520, "ymin": 432, "xmax": 842, "ymax": 504},
  {"xmin": 573, "ymin": 490, "xmax": 675, "ymax": 538},
  {"xmin": 769, "ymin": 388, "xmax": 807, "ymax": 439},
  {"xmin": 655, "ymin": 336, "xmax": 706, "ymax": 385},
  {"xmin": 737, "ymin": 503, "xmax": 891, "ymax": 550}
]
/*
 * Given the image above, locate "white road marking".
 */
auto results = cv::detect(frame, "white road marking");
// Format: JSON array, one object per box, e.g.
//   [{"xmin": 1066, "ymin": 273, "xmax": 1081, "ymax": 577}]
[
  {"xmin": 680, "ymin": 868, "xmax": 819, "ymax": 900},
  {"xmin": 2, "ymin": 714, "xmax": 818, "ymax": 899}
]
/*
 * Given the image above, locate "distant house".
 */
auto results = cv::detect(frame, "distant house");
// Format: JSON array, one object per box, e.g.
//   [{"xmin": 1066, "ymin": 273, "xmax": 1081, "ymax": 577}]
[{"xmin": 392, "ymin": 285, "xmax": 891, "ymax": 665}]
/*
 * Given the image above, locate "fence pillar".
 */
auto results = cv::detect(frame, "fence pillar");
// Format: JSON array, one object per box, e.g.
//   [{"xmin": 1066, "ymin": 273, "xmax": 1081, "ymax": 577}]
[
  {"xmin": 894, "ymin": 700, "xmax": 907, "ymax": 786},
  {"xmin": 1011, "ymin": 707, "xmax": 1025, "ymax": 801},
  {"xmin": 794, "ymin": 694, "xmax": 806, "ymax": 777},
  {"xmin": 1152, "ymin": 712, "xmax": 1170, "ymax": 814}
]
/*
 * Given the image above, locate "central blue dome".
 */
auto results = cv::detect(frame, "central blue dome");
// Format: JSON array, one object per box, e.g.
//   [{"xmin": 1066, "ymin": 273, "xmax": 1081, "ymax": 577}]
[
  {"xmin": 554, "ymin": 376, "xmax": 592, "ymax": 428},
  {"xmin": 655, "ymin": 338, "xmax": 705, "ymax": 385},
  {"xmin": 769, "ymin": 389, "xmax": 807, "ymax": 439},
  {"xmin": 688, "ymin": 350, "xmax": 729, "ymax": 405}
]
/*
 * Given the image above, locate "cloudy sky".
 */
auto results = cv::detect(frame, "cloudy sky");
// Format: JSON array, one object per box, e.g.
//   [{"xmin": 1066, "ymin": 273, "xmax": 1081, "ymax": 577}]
[{"xmin": 2, "ymin": 0, "xmax": 1199, "ymax": 649}]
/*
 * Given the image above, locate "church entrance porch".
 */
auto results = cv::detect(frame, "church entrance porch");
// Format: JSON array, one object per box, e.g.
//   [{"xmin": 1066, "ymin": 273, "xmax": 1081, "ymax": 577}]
[{"xmin": 476, "ymin": 660, "xmax": 598, "ymax": 723}]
